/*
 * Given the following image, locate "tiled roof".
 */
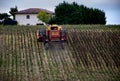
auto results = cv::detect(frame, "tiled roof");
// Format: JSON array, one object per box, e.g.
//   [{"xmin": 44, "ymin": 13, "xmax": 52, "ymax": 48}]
[{"xmin": 15, "ymin": 8, "xmax": 54, "ymax": 14}]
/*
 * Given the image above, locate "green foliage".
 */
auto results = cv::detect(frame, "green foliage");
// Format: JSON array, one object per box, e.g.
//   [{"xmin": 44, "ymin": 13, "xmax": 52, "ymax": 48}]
[
  {"xmin": 9, "ymin": 6, "xmax": 18, "ymax": 20},
  {"xmin": 48, "ymin": 16, "xmax": 57, "ymax": 24},
  {"xmin": 54, "ymin": 1, "xmax": 106, "ymax": 24},
  {"xmin": 0, "ymin": 13, "xmax": 10, "ymax": 20},
  {"xmin": 37, "ymin": 11, "xmax": 52, "ymax": 24}
]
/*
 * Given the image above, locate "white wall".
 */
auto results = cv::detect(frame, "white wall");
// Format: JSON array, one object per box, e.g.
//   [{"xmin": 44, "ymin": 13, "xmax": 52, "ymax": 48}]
[{"xmin": 15, "ymin": 14, "xmax": 44, "ymax": 25}]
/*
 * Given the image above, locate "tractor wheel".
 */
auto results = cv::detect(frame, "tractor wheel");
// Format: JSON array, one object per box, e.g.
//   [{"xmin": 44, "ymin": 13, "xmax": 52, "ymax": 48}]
[
  {"xmin": 62, "ymin": 29, "xmax": 67, "ymax": 41},
  {"xmin": 37, "ymin": 30, "xmax": 40, "ymax": 42},
  {"xmin": 37, "ymin": 39, "xmax": 40, "ymax": 42},
  {"xmin": 45, "ymin": 43, "xmax": 49, "ymax": 50},
  {"xmin": 61, "ymin": 42, "xmax": 65, "ymax": 49},
  {"xmin": 62, "ymin": 29, "xmax": 66, "ymax": 35}
]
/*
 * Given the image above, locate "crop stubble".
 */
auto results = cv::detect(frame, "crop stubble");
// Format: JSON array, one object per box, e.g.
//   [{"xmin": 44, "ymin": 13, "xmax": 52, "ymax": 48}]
[{"xmin": 0, "ymin": 26, "xmax": 120, "ymax": 81}]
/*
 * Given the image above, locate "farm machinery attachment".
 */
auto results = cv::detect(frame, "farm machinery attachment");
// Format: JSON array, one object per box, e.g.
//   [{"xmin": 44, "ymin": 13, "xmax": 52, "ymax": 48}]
[{"xmin": 37, "ymin": 25, "xmax": 67, "ymax": 49}]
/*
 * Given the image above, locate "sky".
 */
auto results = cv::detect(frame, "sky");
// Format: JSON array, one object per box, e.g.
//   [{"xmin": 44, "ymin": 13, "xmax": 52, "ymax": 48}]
[{"xmin": 0, "ymin": 0, "xmax": 120, "ymax": 25}]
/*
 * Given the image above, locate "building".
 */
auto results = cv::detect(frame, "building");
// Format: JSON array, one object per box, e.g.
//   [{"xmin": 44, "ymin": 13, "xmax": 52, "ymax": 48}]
[{"xmin": 15, "ymin": 8, "xmax": 54, "ymax": 25}]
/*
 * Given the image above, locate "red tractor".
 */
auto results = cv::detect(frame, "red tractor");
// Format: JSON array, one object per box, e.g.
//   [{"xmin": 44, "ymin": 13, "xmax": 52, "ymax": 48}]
[{"xmin": 37, "ymin": 25, "xmax": 67, "ymax": 49}]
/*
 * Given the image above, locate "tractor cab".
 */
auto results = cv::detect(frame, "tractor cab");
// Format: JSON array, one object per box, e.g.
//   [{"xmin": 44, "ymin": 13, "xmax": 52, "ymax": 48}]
[{"xmin": 47, "ymin": 25, "xmax": 62, "ymax": 41}]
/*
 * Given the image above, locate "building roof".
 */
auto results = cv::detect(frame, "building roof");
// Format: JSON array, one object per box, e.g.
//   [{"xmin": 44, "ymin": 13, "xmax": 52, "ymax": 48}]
[{"xmin": 15, "ymin": 8, "xmax": 54, "ymax": 14}]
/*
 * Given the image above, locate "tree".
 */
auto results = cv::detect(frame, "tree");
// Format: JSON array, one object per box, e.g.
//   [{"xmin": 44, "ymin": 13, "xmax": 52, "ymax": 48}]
[
  {"xmin": 54, "ymin": 1, "xmax": 106, "ymax": 24},
  {"xmin": 48, "ymin": 16, "xmax": 57, "ymax": 24},
  {"xmin": 9, "ymin": 6, "xmax": 18, "ymax": 20},
  {"xmin": 37, "ymin": 11, "xmax": 52, "ymax": 24},
  {"xmin": 0, "ymin": 13, "xmax": 10, "ymax": 20}
]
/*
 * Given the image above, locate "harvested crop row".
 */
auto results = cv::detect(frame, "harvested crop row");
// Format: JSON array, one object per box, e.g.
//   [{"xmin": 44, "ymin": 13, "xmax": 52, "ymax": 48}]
[
  {"xmin": 67, "ymin": 29, "xmax": 120, "ymax": 80},
  {"xmin": 0, "ymin": 25, "xmax": 120, "ymax": 81}
]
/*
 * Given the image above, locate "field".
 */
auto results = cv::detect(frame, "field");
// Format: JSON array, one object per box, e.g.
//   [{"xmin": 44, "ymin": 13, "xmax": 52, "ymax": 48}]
[{"xmin": 0, "ymin": 25, "xmax": 120, "ymax": 81}]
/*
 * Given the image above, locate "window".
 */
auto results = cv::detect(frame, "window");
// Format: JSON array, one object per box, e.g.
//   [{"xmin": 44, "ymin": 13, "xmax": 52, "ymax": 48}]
[
  {"xmin": 51, "ymin": 27, "xmax": 58, "ymax": 30},
  {"xmin": 26, "ymin": 15, "xmax": 30, "ymax": 19}
]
